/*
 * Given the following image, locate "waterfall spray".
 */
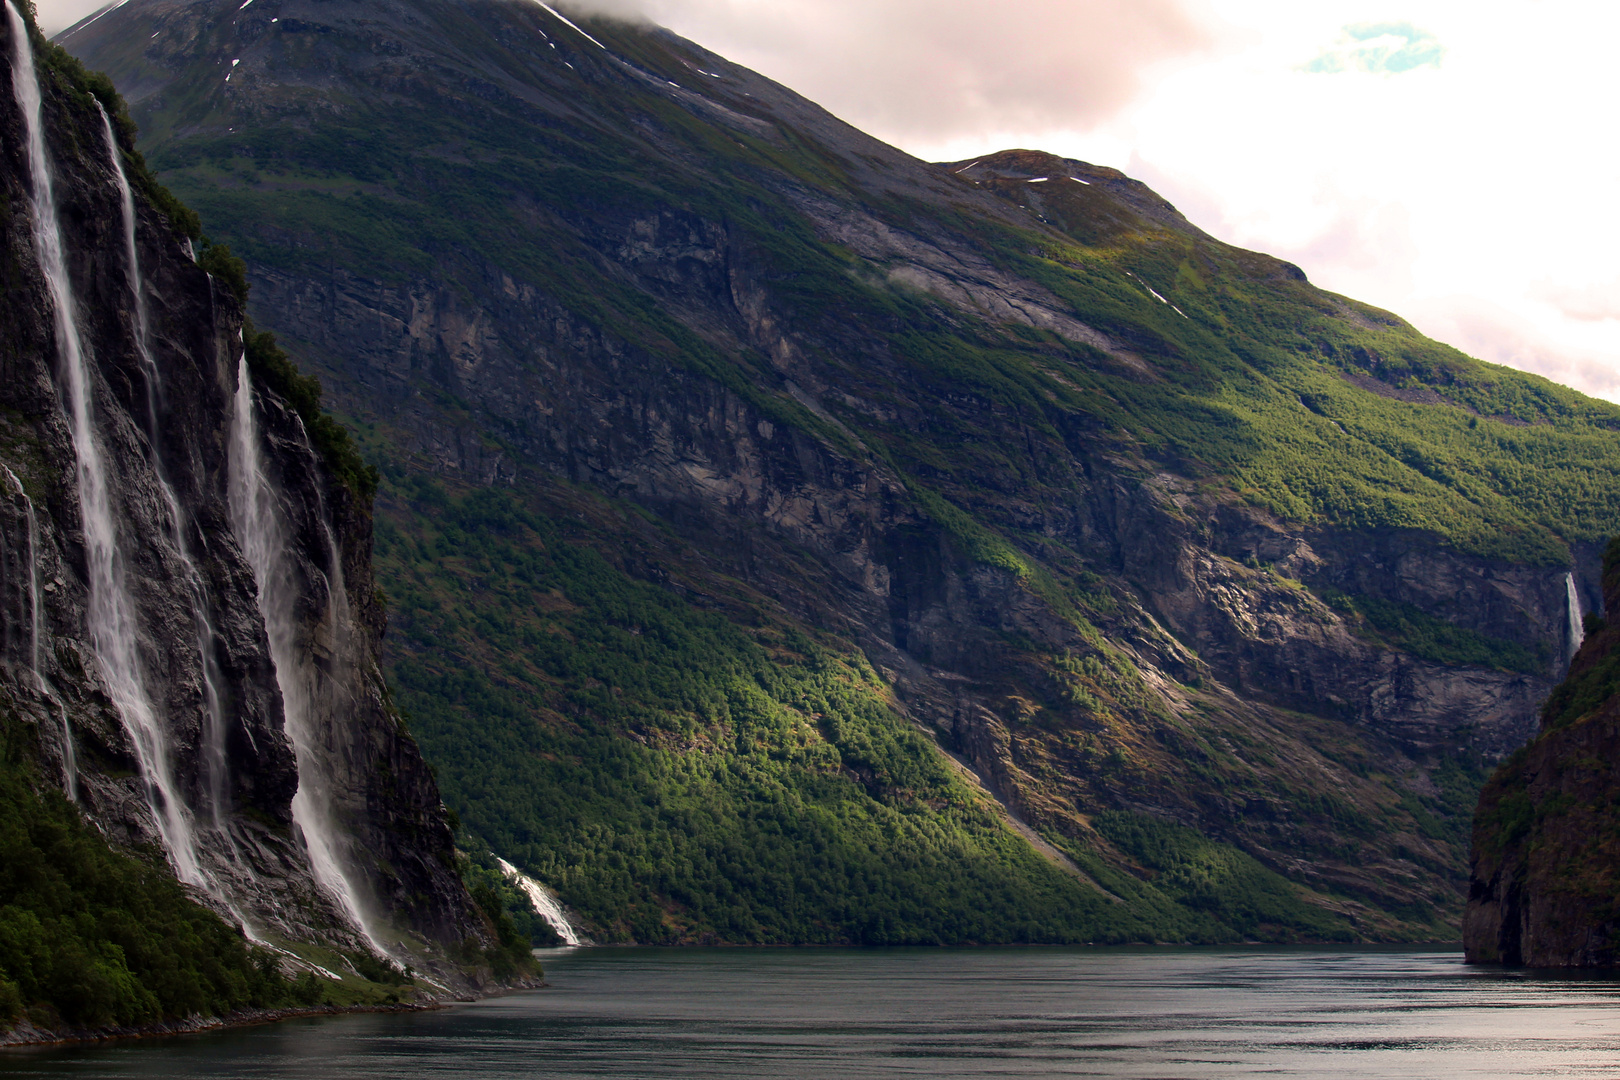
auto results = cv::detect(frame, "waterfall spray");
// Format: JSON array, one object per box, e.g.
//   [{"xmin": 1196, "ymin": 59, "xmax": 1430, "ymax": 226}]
[
  {"xmin": 228, "ymin": 358, "xmax": 391, "ymax": 957},
  {"xmin": 1567, "ymin": 572, "xmax": 1585, "ymax": 666},
  {"xmin": 98, "ymin": 103, "xmax": 237, "ymax": 832},
  {"xmin": 8, "ymin": 0, "xmax": 198, "ymax": 877}
]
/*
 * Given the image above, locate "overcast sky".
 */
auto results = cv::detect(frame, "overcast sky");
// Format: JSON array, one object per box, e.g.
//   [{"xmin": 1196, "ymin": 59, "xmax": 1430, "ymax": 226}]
[{"xmin": 40, "ymin": 0, "xmax": 1620, "ymax": 401}]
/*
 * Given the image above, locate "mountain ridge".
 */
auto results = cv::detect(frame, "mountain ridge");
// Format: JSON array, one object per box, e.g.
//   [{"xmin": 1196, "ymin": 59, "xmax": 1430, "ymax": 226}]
[{"xmin": 56, "ymin": 0, "xmax": 1620, "ymax": 943}]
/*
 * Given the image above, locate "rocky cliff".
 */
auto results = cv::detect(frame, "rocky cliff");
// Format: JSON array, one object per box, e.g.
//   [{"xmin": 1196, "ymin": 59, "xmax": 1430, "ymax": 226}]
[
  {"xmin": 1466, "ymin": 537, "xmax": 1620, "ymax": 966},
  {"xmin": 0, "ymin": 1, "xmax": 493, "ymax": 997},
  {"xmin": 58, "ymin": 0, "xmax": 1620, "ymax": 940}
]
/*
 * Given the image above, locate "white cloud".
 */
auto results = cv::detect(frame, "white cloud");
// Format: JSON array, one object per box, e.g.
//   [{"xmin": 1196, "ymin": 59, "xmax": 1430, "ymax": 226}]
[
  {"xmin": 567, "ymin": 0, "xmax": 1211, "ymax": 142},
  {"xmin": 37, "ymin": 0, "xmax": 109, "ymax": 33}
]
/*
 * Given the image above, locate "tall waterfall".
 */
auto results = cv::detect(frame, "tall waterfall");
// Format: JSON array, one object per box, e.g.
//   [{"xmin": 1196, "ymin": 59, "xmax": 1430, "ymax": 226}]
[
  {"xmin": 98, "ymin": 103, "xmax": 236, "ymax": 832},
  {"xmin": 228, "ymin": 359, "xmax": 390, "ymax": 958},
  {"xmin": 1567, "ymin": 572, "xmax": 1586, "ymax": 665},
  {"xmin": 7, "ymin": 0, "xmax": 198, "ymax": 879}
]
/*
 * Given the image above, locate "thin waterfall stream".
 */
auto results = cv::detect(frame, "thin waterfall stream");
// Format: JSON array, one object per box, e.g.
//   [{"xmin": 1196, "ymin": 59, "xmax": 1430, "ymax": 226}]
[
  {"xmin": 227, "ymin": 358, "xmax": 392, "ymax": 959},
  {"xmin": 0, "ymin": 463, "xmax": 73, "ymax": 797},
  {"xmin": 7, "ymin": 0, "xmax": 197, "ymax": 878},
  {"xmin": 98, "ymin": 103, "xmax": 237, "ymax": 836},
  {"xmin": 1567, "ymin": 571, "xmax": 1585, "ymax": 665}
]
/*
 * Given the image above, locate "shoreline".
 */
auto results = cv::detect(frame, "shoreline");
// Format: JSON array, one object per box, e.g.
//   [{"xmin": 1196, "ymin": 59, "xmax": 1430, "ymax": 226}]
[{"xmin": 0, "ymin": 1000, "xmax": 447, "ymax": 1051}]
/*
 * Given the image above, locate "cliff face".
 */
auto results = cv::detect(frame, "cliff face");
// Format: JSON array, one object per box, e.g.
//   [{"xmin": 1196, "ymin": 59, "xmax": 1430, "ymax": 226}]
[
  {"xmin": 59, "ymin": 0, "xmax": 1620, "ymax": 939},
  {"xmin": 0, "ymin": 6, "xmax": 486, "ymax": 985},
  {"xmin": 1466, "ymin": 538, "xmax": 1620, "ymax": 966}
]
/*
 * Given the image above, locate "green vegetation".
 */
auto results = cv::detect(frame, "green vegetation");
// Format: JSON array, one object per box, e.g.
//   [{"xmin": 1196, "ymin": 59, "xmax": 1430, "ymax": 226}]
[
  {"xmin": 71, "ymin": 3, "xmax": 1620, "ymax": 943},
  {"xmin": 376, "ymin": 477, "xmax": 1109, "ymax": 943},
  {"xmin": 1093, "ymin": 811, "xmax": 1352, "ymax": 940},
  {"xmin": 458, "ymin": 852, "xmax": 563, "ymax": 949},
  {"xmin": 119, "ymin": 8, "xmax": 1620, "ymax": 568},
  {"xmin": 1320, "ymin": 589, "xmax": 1547, "ymax": 674},
  {"xmin": 0, "ymin": 718, "xmax": 320, "ymax": 1031},
  {"xmin": 373, "ymin": 476, "xmax": 1351, "ymax": 944},
  {"xmin": 242, "ymin": 319, "xmax": 378, "ymax": 499}
]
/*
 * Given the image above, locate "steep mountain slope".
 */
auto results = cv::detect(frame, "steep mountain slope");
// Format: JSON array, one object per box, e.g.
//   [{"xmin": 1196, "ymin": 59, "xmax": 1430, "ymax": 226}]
[
  {"xmin": 61, "ymin": 0, "xmax": 1620, "ymax": 941},
  {"xmin": 1467, "ymin": 537, "xmax": 1620, "ymax": 966},
  {"xmin": 0, "ymin": 4, "xmax": 522, "ymax": 1032}
]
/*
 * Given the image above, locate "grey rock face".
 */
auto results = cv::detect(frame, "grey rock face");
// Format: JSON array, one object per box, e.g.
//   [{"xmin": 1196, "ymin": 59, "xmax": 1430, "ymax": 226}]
[{"xmin": 0, "ymin": 13, "xmax": 485, "ymax": 985}]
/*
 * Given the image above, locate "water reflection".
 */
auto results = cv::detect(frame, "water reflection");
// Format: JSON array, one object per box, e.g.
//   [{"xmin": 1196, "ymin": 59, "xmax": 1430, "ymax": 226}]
[{"xmin": 5, "ymin": 947, "xmax": 1620, "ymax": 1078}]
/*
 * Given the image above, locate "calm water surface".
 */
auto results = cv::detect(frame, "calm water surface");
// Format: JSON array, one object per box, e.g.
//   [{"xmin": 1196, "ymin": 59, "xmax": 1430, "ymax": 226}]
[{"xmin": 6, "ymin": 947, "xmax": 1620, "ymax": 1078}]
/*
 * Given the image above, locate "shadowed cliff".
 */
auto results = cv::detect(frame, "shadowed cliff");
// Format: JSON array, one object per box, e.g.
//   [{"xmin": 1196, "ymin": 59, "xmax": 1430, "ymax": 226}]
[{"xmin": 0, "ymin": 2, "xmax": 524, "ymax": 1034}]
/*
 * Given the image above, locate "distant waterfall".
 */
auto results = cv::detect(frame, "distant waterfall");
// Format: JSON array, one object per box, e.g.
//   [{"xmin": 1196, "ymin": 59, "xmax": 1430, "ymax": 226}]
[
  {"xmin": 228, "ymin": 359, "xmax": 390, "ymax": 958},
  {"xmin": 98, "ymin": 103, "xmax": 236, "ymax": 832},
  {"xmin": 0, "ymin": 464, "xmax": 73, "ymax": 797},
  {"xmin": 8, "ymin": 0, "xmax": 197, "ymax": 878},
  {"xmin": 497, "ymin": 857, "xmax": 588, "ymax": 945},
  {"xmin": 1567, "ymin": 572, "xmax": 1585, "ymax": 665},
  {"xmin": 0, "ymin": 465, "xmax": 40, "ymax": 677}
]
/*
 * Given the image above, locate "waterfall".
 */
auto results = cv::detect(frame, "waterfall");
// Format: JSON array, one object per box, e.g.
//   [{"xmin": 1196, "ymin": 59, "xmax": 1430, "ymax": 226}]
[
  {"xmin": 1, "ymin": 464, "xmax": 74, "ymax": 798},
  {"xmin": 496, "ymin": 857, "xmax": 587, "ymax": 946},
  {"xmin": 1567, "ymin": 572, "xmax": 1586, "ymax": 665},
  {"xmin": 0, "ymin": 465, "xmax": 39, "ymax": 675},
  {"xmin": 228, "ymin": 358, "xmax": 391, "ymax": 958},
  {"xmin": 8, "ymin": 0, "xmax": 196, "ymax": 876},
  {"xmin": 98, "ymin": 103, "xmax": 235, "ymax": 832}
]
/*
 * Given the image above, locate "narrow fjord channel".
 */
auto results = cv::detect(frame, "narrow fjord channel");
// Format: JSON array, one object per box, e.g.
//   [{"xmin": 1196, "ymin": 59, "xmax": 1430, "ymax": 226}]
[{"xmin": 6, "ymin": 948, "xmax": 1620, "ymax": 1079}]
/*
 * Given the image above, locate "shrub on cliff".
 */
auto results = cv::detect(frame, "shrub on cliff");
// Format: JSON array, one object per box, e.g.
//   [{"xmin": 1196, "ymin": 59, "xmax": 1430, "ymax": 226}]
[{"xmin": 0, "ymin": 723, "xmax": 301, "ymax": 1031}]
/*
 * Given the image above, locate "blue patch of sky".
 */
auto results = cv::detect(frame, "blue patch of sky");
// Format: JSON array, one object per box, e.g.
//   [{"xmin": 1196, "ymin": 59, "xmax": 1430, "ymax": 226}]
[{"xmin": 1305, "ymin": 22, "xmax": 1444, "ymax": 74}]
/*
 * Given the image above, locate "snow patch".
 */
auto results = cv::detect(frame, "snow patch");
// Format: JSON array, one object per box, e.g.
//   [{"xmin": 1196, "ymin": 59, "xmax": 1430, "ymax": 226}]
[
  {"xmin": 1069, "ymin": 176, "xmax": 1091, "ymax": 185},
  {"xmin": 535, "ymin": 1, "xmax": 607, "ymax": 49},
  {"xmin": 1027, "ymin": 177, "xmax": 1049, "ymax": 183}
]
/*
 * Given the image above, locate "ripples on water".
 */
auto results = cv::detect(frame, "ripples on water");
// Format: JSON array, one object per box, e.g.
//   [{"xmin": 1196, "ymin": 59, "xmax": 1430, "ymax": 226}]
[{"xmin": 6, "ymin": 947, "xmax": 1620, "ymax": 1078}]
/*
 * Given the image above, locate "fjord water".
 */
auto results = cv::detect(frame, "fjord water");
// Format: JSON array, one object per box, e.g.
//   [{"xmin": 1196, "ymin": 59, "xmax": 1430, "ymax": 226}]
[{"xmin": 8, "ymin": 948, "xmax": 1620, "ymax": 1078}]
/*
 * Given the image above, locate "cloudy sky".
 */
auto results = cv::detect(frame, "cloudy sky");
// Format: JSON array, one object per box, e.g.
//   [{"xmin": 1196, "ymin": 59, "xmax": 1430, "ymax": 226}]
[{"xmin": 41, "ymin": 0, "xmax": 1620, "ymax": 400}]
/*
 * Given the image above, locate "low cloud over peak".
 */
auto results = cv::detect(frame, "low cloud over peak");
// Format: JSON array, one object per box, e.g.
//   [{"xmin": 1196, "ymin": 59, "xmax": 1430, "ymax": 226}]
[{"xmin": 561, "ymin": 0, "xmax": 1210, "ymax": 144}]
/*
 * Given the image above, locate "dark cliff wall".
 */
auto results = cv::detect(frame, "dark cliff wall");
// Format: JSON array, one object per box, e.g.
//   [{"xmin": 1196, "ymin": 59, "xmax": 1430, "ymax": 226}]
[
  {"xmin": 0, "ymin": 9, "xmax": 486, "ymax": 983},
  {"xmin": 1466, "ymin": 537, "xmax": 1620, "ymax": 966}
]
